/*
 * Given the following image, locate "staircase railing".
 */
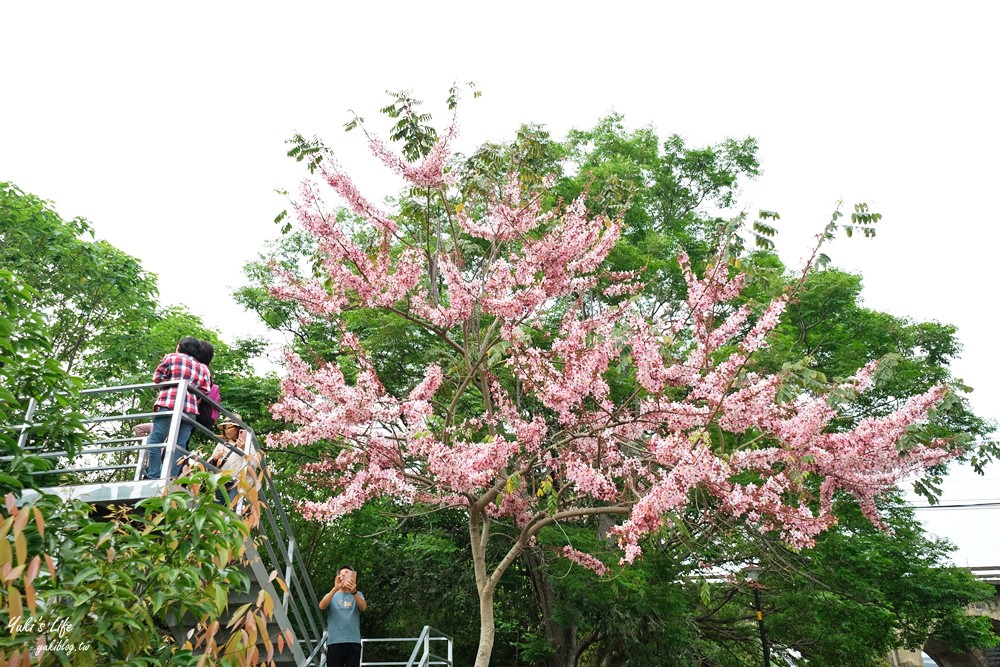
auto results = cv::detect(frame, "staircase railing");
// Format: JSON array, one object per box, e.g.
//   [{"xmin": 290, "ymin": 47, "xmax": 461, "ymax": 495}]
[
  {"xmin": 3, "ymin": 381, "xmax": 327, "ymax": 665},
  {"xmin": 968, "ymin": 566, "xmax": 1000, "ymax": 586},
  {"xmin": 361, "ymin": 626, "xmax": 454, "ymax": 667}
]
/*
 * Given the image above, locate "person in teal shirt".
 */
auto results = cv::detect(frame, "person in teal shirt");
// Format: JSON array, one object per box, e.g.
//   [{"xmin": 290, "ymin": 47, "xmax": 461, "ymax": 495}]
[{"xmin": 319, "ymin": 565, "xmax": 367, "ymax": 667}]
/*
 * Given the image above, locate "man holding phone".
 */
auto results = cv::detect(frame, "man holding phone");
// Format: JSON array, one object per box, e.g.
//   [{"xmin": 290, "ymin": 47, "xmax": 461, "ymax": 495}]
[{"xmin": 319, "ymin": 565, "xmax": 367, "ymax": 667}]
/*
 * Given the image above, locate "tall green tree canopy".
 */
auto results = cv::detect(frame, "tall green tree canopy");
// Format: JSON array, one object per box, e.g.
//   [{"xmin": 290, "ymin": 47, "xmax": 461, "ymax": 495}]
[
  {"xmin": 0, "ymin": 269, "xmax": 86, "ymax": 496},
  {"xmin": 0, "ymin": 182, "xmax": 160, "ymax": 386},
  {"xmin": 1, "ymin": 182, "xmax": 276, "ymax": 437},
  {"xmin": 253, "ymin": 94, "xmax": 997, "ymax": 667},
  {"xmin": 1, "ymin": 184, "xmax": 287, "ymax": 666}
]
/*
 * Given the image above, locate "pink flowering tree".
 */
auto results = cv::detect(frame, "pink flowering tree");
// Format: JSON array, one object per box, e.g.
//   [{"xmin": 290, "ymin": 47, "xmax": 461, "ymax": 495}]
[{"xmin": 268, "ymin": 116, "xmax": 956, "ymax": 666}]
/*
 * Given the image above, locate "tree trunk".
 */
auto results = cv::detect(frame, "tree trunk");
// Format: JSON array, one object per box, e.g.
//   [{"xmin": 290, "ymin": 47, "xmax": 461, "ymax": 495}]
[
  {"xmin": 598, "ymin": 651, "xmax": 622, "ymax": 667},
  {"xmin": 474, "ymin": 583, "xmax": 496, "ymax": 667},
  {"xmin": 470, "ymin": 507, "xmax": 496, "ymax": 667}
]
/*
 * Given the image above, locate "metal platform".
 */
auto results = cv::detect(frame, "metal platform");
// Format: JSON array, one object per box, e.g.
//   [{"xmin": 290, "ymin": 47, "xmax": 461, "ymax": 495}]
[{"xmin": 5, "ymin": 381, "xmax": 328, "ymax": 665}]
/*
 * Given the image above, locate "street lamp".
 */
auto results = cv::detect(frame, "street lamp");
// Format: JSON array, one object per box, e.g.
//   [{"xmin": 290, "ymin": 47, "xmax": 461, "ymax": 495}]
[{"xmin": 744, "ymin": 565, "xmax": 772, "ymax": 667}]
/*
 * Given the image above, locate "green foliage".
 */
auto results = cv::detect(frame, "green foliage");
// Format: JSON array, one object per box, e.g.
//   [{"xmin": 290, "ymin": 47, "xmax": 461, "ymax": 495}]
[
  {"xmin": 0, "ymin": 269, "xmax": 86, "ymax": 496},
  {"xmin": 446, "ymin": 81, "xmax": 482, "ymax": 110},
  {"xmin": 460, "ymin": 123, "xmax": 567, "ymax": 197},
  {"xmin": 285, "ymin": 501, "xmax": 483, "ymax": 666},
  {"xmin": 378, "ymin": 89, "xmax": 439, "ymax": 161},
  {"xmin": 515, "ymin": 495, "xmax": 998, "ymax": 667},
  {"xmin": 285, "ymin": 132, "xmax": 327, "ymax": 178},
  {"xmin": 0, "ymin": 473, "xmax": 276, "ymax": 666},
  {"xmin": 762, "ymin": 495, "xmax": 999, "ymax": 666},
  {"xmin": 565, "ymin": 114, "xmax": 760, "ymax": 236},
  {"xmin": 1, "ymin": 182, "xmax": 272, "ymax": 406},
  {"xmin": 559, "ymin": 114, "xmax": 761, "ymax": 320},
  {"xmin": 523, "ymin": 527, "xmax": 697, "ymax": 667},
  {"xmin": 1, "ymin": 183, "xmax": 286, "ymax": 665},
  {"xmin": 353, "ymin": 84, "xmax": 479, "ymax": 161}
]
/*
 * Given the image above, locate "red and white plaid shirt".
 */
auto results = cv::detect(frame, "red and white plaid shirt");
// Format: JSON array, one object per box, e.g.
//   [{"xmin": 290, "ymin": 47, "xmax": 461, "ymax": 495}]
[{"xmin": 152, "ymin": 352, "xmax": 212, "ymax": 415}]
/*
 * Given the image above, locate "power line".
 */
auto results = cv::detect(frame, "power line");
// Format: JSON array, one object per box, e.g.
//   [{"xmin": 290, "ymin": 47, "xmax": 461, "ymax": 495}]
[
  {"xmin": 910, "ymin": 501, "xmax": 1000, "ymax": 510},
  {"xmin": 913, "ymin": 497, "xmax": 1000, "ymax": 504}
]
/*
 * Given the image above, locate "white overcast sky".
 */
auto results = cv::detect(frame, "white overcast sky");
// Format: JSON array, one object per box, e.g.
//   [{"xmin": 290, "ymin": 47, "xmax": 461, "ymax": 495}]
[{"xmin": 2, "ymin": 2, "xmax": 997, "ymax": 565}]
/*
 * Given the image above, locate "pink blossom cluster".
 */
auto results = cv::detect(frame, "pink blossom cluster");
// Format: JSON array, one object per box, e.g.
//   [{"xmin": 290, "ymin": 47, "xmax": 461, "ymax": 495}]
[
  {"xmin": 602, "ymin": 270, "xmax": 645, "ymax": 298},
  {"xmin": 268, "ymin": 183, "xmax": 424, "ymax": 317},
  {"xmin": 561, "ymin": 546, "xmax": 611, "ymax": 576},
  {"xmin": 563, "ymin": 457, "xmax": 619, "ymax": 501},
  {"xmin": 368, "ymin": 122, "xmax": 457, "ymax": 189},
  {"xmin": 629, "ymin": 316, "xmax": 669, "ymax": 393},
  {"xmin": 457, "ymin": 172, "xmax": 554, "ymax": 242},
  {"xmin": 512, "ymin": 310, "xmax": 618, "ymax": 425},
  {"xmin": 414, "ymin": 192, "xmax": 622, "ymax": 328}
]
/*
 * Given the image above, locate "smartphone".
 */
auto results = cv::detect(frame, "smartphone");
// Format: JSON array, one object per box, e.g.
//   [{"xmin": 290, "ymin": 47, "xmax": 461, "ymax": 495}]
[{"xmin": 342, "ymin": 570, "xmax": 356, "ymax": 589}]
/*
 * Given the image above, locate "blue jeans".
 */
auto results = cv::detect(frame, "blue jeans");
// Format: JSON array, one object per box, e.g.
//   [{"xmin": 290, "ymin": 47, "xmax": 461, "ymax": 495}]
[
  {"xmin": 144, "ymin": 408, "xmax": 194, "ymax": 479},
  {"xmin": 216, "ymin": 481, "xmax": 238, "ymax": 506}
]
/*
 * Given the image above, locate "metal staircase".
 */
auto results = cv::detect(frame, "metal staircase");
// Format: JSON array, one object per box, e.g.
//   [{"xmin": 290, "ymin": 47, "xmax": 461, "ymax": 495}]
[
  {"xmin": 165, "ymin": 539, "xmax": 320, "ymax": 665},
  {"xmin": 8, "ymin": 381, "xmax": 328, "ymax": 665},
  {"xmin": 7, "ymin": 380, "xmax": 455, "ymax": 667}
]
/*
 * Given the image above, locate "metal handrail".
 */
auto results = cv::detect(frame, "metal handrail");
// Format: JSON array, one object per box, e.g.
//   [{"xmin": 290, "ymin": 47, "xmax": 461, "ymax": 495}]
[
  {"xmin": 15, "ymin": 397, "xmax": 39, "ymax": 449},
  {"xmin": 968, "ymin": 566, "xmax": 1000, "ymax": 585},
  {"xmin": 305, "ymin": 632, "xmax": 329, "ymax": 666},
  {"xmin": 9, "ymin": 381, "xmax": 328, "ymax": 666},
  {"xmin": 361, "ymin": 626, "xmax": 454, "ymax": 667}
]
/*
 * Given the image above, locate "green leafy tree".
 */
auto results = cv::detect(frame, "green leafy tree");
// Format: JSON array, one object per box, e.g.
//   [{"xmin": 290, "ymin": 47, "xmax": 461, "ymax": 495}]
[
  {"xmin": 1, "ymin": 182, "xmax": 273, "ymax": 396},
  {"xmin": 251, "ymin": 94, "xmax": 996, "ymax": 667},
  {"xmin": 522, "ymin": 494, "xmax": 997, "ymax": 667},
  {"xmin": 0, "ymin": 182, "xmax": 160, "ymax": 387},
  {"xmin": 758, "ymin": 496, "xmax": 998, "ymax": 667},
  {"xmin": 0, "ymin": 269, "xmax": 86, "ymax": 496}
]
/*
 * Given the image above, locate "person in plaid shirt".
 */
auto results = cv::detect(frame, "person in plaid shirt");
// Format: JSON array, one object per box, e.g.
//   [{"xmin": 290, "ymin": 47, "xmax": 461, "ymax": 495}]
[{"xmin": 143, "ymin": 336, "xmax": 212, "ymax": 479}]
